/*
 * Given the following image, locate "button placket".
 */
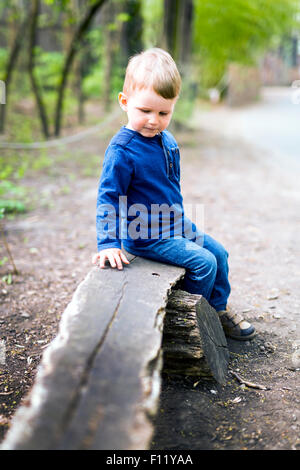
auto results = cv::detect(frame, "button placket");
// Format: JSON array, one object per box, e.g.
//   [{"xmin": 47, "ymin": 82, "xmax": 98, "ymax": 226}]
[
  {"xmin": 168, "ymin": 150, "xmax": 174, "ymax": 172},
  {"xmin": 169, "ymin": 147, "xmax": 179, "ymax": 180},
  {"xmin": 161, "ymin": 135, "xmax": 179, "ymax": 179},
  {"xmin": 161, "ymin": 139, "xmax": 170, "ymax": 177}
]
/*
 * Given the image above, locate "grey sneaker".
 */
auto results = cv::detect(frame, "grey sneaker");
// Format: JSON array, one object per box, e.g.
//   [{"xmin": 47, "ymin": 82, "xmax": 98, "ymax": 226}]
[{"xmin": 217, "ymin": 308, "xmax": 256, "ymax": 341}]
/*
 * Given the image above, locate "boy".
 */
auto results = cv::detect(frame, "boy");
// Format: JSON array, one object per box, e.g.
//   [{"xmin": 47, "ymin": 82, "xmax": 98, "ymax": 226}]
[{"xmin": 92, "ymin": 48, "xmax": 255, "ymax": 341}]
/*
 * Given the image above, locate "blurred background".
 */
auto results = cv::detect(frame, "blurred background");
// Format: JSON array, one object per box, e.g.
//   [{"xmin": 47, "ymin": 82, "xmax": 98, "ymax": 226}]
[
  {"xmin": 1, "ymin": 2, "xmax": 300, "ymax": 449},
  {"xmin": 0, "ymin": 0, "xmax": 299, "ymax": 214}
]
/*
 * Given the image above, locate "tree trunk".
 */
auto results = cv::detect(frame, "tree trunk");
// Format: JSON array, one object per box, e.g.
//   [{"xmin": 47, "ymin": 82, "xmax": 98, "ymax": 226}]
[
  {"xmin": 162, "ymin": 289, "xmax": 229, "ymax": 384},
  {"xmin": 178, "ymin": 0, "xmax": 194, "ymax": 66},
  {"xmin": 163, "ymin": 0, "xmax": 194, "ymax": 66},
  {"xmin": 102, "ymin": 0, "xmax": 117, "ymax": 112},
  {"xmin": 54, "ymin": 0, "xmax": 108, "ymax": 136},
  {"xmin": 28, "ymin": 0, "xmax": 50, "ymax": 138},
  {"xmin": 0, "ymin": 15, "xmax": 28, "ymax": 134},
  {"xmin": 76, "ymin": 50, "xmax": 86, "ymax": 124},
  {"xmin": 120, "ymin": 0, "xmax": 143, "ymax": 66}
]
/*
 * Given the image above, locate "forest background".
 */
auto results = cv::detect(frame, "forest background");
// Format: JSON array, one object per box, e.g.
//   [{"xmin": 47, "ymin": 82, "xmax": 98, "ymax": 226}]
[{"xmin": 0, "ymin": 0, "xmax": 299, "ymax": 270}]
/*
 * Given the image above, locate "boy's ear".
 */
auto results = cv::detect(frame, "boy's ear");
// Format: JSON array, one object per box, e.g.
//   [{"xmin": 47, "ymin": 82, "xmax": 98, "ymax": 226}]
[{"xmin": 118, "ymin": 92, "xmax": 128, "ymax": 111}]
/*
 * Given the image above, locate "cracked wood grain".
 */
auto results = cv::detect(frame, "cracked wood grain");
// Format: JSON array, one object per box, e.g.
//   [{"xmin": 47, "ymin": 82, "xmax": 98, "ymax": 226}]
[
  {"xmin": 163, "ymin": 290, "xmax": 229, "ymax": 384},
  {"xmin": 1, "ymin": 258, "xmax": 184, "ymax": 450}
]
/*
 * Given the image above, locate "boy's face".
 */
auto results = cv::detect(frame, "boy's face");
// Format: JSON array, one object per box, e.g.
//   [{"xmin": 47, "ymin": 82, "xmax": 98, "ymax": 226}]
[{"xmin": 118, "ymin": 87, "xmax": 177, "ymax": 138}]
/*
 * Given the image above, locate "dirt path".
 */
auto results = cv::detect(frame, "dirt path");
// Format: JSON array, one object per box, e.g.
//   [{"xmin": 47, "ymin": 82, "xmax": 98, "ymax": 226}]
[{"xmin": 0, "ymin": 107, "xmax": 299, "ymax": 449}]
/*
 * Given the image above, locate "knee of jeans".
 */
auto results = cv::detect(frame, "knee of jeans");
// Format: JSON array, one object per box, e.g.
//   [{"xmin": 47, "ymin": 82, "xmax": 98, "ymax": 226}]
[
  {"xmin": 214, "ymin": 242, "xmax": 229, "ymax": 264},
  {"xmin": 195, "ymin": 251, "xmax": 217, "ymax": 279}
]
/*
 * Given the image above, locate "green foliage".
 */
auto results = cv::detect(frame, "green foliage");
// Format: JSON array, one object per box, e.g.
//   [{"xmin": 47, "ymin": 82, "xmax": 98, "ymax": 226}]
[
  {"xmin": 173, "ymin": 78, "xmax": 197, "ymax": 127},
  {"xmin": 110, "ymin": 64, "xmax": 125, "ymax": 99},
  {"xmin": 7, "ymin": 113, "xmax": 36, "ymax": 144},
  {"xmin": 0, "ymin": 256, "xmax": 8, "ymax": 265},
  {"xmin": 35, "ymin": 50, "xmax": 65, "ymax": 90},
  {"xmin": 141, "ymin": 0, "xmax": 164, "ymax": 47},
  {"xmin": 193, "ymin": 0, "xmax": 300, "ymax": 87},
  {"xmin": 82, "ymin": 67, "xmax": 104, "ymax": 97},
  {"xmin": 1, "ymin": 0, "xmax": 299, "ymax": 156},
  {"xmin": 0, "ymin": 180, "xmax": 25, "ymax": 197},
  {"xmin": 107, "ymin": 13, "xmax": 129, "ymax": 31},
  {"xmin": 82, "ymin": 28, "xmax": 105, "ymax": 98},
  {"xmin": 33, "ymin": 48, "xmax": 77, "ymax": 124},
  {"xmin": 0, "ymin": 48, "xmax": 8, "ymax": 78},
  {"xmin": 0, "ymin": 199, "xmax": 26, "ymax": 214},
  {"xmin": 2, "ymin": 273, "xmax": 13, "ymax": 284},
  {"xmin": 0, "ymin": 181, "xmax": 27, "ymax": 214},
  {"xmin": 44, "ymin": 0, "xmax": 69, "ymax": 5}
]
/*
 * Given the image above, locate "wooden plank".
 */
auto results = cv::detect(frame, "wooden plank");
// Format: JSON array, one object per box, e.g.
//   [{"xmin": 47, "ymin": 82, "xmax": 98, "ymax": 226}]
[
  {"xmin": 57, "ymin": 257, "xmax": 185, "ymax": 450},
  {"xmin": 1, "ymin": 257, "xmax": 184, "ymax": 450}
]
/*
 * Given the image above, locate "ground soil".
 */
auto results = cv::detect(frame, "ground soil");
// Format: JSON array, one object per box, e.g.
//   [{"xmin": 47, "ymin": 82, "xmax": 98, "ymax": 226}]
[{"xmin": 0, "ymin": 105, "xmax": 299, "ymax": 450}]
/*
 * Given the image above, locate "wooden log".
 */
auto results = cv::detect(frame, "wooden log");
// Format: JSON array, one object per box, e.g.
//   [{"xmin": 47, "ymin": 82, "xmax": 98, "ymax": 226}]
[
  {"xmin": 162, "ymin": 289, "xmax": 229, "ymax": 384},
  {"xmin": 1, "ymin": 260, "xmax": 228, "ymax": 451},
  {"xmin": 1, "ymin": 256, "xmax": 185, "ymax": 451}
]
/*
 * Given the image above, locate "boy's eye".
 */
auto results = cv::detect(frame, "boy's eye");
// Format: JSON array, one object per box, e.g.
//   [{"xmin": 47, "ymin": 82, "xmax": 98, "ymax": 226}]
[{"xmin": 138, "ymin": 109, "xmax": 168, "ymax": 116}]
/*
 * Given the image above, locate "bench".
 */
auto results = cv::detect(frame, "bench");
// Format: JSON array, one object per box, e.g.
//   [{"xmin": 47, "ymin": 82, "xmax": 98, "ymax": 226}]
[{"xmin": 1, "ymin": 253, "xmax": 229, "ymax": 450}]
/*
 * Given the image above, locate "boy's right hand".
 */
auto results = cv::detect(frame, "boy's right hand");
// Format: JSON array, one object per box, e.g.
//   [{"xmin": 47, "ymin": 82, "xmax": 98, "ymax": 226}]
[{"xmin": 92, "ymin": 248, "xmax": 130, "ymax": 270}]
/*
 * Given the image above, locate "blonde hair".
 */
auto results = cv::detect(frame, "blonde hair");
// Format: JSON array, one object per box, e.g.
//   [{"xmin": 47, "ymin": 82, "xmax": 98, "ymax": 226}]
[{"xmin": 123, "ymin": 48, "xmax": 181, "ymax": 99}]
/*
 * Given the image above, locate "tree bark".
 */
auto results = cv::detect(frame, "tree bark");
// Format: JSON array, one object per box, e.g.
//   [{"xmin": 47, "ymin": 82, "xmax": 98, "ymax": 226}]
[
  {"xmin": 120, "ymin": 0, "xmax": 143, "ymax": 66},
  {"xmin": 162, "ymin": 290, "xmax": 229, "ymax": 384},
  {"xmin": 54, "ymin": 0, "xmax": 108, "ymax": 136},
  {"xmin": 102, "ymin": 0, "xmax": 117, "ymax": 112},
  {"xmin": 28, "ymin": 0, "xmax": 50, "ymax": 138},
  {"xmin": 0, "ymin": 14, "xmax": 28, "ymax": 134},
  {"xmin": 163, "ymin": 0, "xmax": 194, "ymax": 65},
  {"xmin": 178, "ymin": 0, "xmax": 194, "ymax": 66}
]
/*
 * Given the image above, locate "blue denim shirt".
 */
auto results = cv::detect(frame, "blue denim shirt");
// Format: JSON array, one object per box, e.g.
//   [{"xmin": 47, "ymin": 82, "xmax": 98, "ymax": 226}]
[{"xmin": 96, "ymin": 126, "xmax": 196, "ymax": 252}]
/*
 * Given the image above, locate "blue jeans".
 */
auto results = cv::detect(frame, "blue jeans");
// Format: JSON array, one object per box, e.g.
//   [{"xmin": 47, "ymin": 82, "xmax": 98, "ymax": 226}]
[{"xmin": 124, "ymin": 232, "xmax": 231, "ymax": 311}]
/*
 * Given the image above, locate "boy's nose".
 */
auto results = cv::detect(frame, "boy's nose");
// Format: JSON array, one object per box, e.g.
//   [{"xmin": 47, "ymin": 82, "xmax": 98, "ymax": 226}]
[{"xmin": 148, "ymin": 113, "xmax": 158, "ymax": 125}]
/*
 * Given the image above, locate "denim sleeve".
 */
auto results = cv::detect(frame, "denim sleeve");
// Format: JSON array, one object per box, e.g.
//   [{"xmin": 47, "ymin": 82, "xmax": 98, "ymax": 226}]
[{"xmin": 96, "ymin": 145, "xmax": 133, "ymax": 251}]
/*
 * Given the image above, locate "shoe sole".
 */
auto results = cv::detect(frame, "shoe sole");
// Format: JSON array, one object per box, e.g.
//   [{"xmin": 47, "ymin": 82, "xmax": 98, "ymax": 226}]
[{"xmin": 226, "ymin": 331, "xmax": 256, "ymax": 341}]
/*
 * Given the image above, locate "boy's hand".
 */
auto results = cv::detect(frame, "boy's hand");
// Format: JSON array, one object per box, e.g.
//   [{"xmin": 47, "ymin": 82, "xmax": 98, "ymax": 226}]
[{"xmin": 92, "ymin": 248, "xmax": 130, "ymax": 270}]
